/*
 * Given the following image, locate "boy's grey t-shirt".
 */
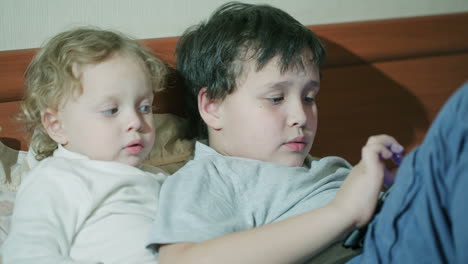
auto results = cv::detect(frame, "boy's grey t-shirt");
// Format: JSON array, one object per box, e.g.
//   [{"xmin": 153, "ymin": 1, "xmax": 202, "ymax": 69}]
[{"xmin": 149, "ymin": 142, "xmax": 351, "ymax": 247}]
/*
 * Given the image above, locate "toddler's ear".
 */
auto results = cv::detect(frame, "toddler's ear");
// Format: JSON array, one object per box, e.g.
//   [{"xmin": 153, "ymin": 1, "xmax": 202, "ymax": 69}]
[
  {"xmin": 198, "ymin": 88, "xmax": 222, "ymax": 131},
  {"xmin": 42, "ymin": 109, "xmax": 68, "ymax": 145}
]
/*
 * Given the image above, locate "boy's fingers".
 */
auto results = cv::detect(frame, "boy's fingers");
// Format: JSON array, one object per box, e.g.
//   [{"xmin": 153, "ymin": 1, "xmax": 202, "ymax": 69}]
[
  {"xmin": 362, "ymin": 140, "xmax": 392, "ymax": 160},
  {"xmin": 389, "ymin": 143, "xmax": 404, "ymax": 154},
  {"xmin": 365, "ymin": 134, "xmax": 404, "ymax": 156},
  {"xmin": 366, "ymin": 134, "xmax": 398, "ymax": 147},
  {"xmin": 361, "ymin": 135, "xmax": 405, "ymax": 170}
]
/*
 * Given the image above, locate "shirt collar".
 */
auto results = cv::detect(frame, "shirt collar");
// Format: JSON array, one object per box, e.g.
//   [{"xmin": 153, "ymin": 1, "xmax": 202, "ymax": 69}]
[
  {"xmin": 192, "ymin": 140, "xmax": 312, "ymax": 168},
  {"xmin": 53, "ymin": 145, "xmax": 91, "ymax": 160}
]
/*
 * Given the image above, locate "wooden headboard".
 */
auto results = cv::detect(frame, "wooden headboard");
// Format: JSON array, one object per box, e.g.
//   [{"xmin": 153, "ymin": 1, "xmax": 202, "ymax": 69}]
[{"xmin": 1, "ymin": 12, "xmax": 467, "ymax": 164}]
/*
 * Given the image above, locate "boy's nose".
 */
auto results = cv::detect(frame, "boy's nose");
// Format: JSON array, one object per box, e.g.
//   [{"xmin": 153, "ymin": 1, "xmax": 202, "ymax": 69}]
[{"xmin": 288, "ymin": 103, "xmax": 307, "ymax": 128}]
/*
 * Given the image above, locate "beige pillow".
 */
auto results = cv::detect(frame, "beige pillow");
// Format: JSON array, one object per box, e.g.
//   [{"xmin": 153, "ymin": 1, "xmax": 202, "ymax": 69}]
[
  {"xmin": 0, "ymin": 139, "xmax": 25, "ymax": 252},
  {"xmin": 145, "ymin": 113, "xmax": 195, "ymax": 173},
  {"xmin": 0, "ymin": 140, "xmax": 27, "ymax": 192}
]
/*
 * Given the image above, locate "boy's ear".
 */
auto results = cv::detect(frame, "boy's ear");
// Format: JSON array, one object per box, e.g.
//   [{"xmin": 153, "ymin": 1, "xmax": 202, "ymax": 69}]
[
  {"xmin": 198, "ymin": 88, "xmax": 223, "ymax": 131},
  {"xmin": 42, "ymin": 108, "xmax": 68, "ymax": 145}
]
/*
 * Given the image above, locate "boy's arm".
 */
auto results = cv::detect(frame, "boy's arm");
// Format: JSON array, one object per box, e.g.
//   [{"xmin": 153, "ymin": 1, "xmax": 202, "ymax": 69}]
[
  {"xmin": 159, "ymin": 202, "xmax": 355, "ymax": 264},
  {"xmin": 158, "ymin": 135, "xmax": 402, "ymax": 264}
]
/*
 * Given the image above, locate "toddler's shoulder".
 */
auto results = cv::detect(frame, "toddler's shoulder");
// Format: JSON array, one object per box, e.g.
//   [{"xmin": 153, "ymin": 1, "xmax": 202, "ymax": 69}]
[{"xmin": 19, "ymin": 156, "xmax": 85, "ymax": 189}]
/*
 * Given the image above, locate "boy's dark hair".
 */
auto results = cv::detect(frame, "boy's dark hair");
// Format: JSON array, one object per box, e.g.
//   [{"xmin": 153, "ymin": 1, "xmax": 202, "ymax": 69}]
[{"xmin": 176, "ymin": 1, "xmax": 326, "ymax": 139}]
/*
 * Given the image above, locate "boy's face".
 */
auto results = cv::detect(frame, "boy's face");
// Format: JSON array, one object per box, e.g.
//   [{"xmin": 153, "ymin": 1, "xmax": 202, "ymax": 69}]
[
  {"xmin": 211, "ymin": 55, "xmax": 320, "ymax": 167},
  {"xmin": 52, "ymin": 53, "xmax": 155, "ymax": 167}
]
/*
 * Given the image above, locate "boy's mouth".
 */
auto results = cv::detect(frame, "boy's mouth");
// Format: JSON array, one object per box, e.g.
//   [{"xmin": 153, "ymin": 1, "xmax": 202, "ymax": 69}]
[
  {"xmin": 284, "ymin": 137, "xmax": 308, "ymax": 152},
  {"xmin": 124, "ymin": 140, "xmax": 144, "ymax": 154}
]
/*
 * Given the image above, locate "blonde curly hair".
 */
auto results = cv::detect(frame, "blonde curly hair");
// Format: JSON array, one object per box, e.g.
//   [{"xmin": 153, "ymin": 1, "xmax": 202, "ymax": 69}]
[{"xmin": 19, "ymin": 27, "xmax": 168, "ymax": 160}]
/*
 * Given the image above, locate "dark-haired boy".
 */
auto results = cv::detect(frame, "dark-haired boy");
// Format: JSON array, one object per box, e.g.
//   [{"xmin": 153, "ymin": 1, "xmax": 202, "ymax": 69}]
[{"xmin": 149, "ymin": 2, "xmax": 468, "ymax": 264}]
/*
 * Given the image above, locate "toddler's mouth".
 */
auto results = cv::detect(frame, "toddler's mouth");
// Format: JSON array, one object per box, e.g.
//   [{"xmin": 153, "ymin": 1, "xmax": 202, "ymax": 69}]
[{"xmin": 125, "ymin": 140, "xmax": 144, "ymax": 154}]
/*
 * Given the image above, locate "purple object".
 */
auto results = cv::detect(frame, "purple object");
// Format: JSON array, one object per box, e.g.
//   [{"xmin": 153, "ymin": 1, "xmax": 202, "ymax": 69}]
[
  {"xmin": 392, "ymin": 152, "xmax": 403, "ymax": 166},
  {"xmin": 383, "ymin": 148, "xmax": 404, "ymax": 186}
]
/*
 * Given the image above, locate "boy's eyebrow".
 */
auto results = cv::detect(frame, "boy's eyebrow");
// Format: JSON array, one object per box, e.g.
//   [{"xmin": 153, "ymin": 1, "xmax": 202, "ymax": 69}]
[
  {"xmin": 266, "ymin": 80, "xmax": 320, "ymax": 91},
  {"xmin": 305, "ymin": 80, "xmax": 320, "ymax": 91},
  {"xmin": 308, "ymin": 80, "xmax": 320, "ymax": 93}
]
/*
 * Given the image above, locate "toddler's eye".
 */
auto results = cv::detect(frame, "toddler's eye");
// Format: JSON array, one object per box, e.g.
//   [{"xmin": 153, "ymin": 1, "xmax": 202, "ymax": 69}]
[
  {"xmin": 139, "ymin": 105, "xmax": 152, "ymax": 113},
  {"xmin": 102, "ymin": 108, "xmax": 118, "ymax": 116}
]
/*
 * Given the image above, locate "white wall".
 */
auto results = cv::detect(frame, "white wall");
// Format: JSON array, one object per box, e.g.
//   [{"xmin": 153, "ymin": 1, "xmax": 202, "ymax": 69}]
[{"xmin": 1, "ymin": 0, "xmax": 467, "ymax": 51}]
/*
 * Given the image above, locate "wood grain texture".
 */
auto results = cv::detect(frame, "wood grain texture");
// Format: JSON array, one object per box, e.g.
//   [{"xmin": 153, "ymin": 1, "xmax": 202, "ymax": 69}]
[
  {"xmin": 312, "ymin": 53, "xmax": 467, "ymax": 163},
  {"xmin": 312, "ymin": 12, "xmax": 468, "ymax": 67}
]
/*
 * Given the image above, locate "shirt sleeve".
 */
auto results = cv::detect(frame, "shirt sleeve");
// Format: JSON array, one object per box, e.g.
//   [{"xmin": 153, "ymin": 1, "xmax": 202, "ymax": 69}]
[
  {"xmin": 148, "ymin": 159, "xmax": 245, "ymax": 248},
  {"xmin": 2, "ymin": 161, "xmax": 98, "ymax": 264}
]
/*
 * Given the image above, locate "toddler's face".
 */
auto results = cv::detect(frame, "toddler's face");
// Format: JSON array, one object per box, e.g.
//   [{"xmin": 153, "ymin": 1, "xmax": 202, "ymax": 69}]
[
  {"xmin": 55, "ymin": 53, "xmax": 155, "ymax": 167},
  {"xmin": 213, "ymin": 55, "xmax": 319, "ymax": 167}
]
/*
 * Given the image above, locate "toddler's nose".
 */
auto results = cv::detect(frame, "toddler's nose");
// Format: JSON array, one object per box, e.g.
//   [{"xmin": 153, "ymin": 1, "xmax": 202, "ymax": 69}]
[{"xmin": 127, "ymin": 111, "xmax": 143, "ymax": 131}]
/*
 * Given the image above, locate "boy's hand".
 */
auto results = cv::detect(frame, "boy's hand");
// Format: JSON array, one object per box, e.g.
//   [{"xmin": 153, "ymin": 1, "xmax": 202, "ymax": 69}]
[{"xmin": 332, "ymin": 135, "xmax": 403, "ymax": 229}]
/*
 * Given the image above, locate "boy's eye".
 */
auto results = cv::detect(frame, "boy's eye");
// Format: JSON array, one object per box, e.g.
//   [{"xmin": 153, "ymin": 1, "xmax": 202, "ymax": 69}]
[
  {"xmin": 304, "ymin": 96, "xmax": 316, "ymax": 104},
  {"xmin": 268, "ymin": 97, "xmax": 284, "ymax": 104},
  {"xmin": 102, "ymin": 108, "xmax": 118, "ymax": 116},
  {"xmin": 139, "ymin": 105, "xmax": 152, "ymax": 113}
]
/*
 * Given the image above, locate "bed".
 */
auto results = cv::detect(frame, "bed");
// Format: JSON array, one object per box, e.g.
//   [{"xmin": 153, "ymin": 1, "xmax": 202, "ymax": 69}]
[{"xmin": 1, "ymin": 12, "xmax": 467, "ymax": 263}]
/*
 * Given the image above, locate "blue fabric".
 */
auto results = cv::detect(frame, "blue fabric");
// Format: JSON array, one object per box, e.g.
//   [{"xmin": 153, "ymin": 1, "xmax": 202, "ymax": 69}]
[{"xmin": 348, "ymin": 82, "xmax": 468, "ymax": 264}]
